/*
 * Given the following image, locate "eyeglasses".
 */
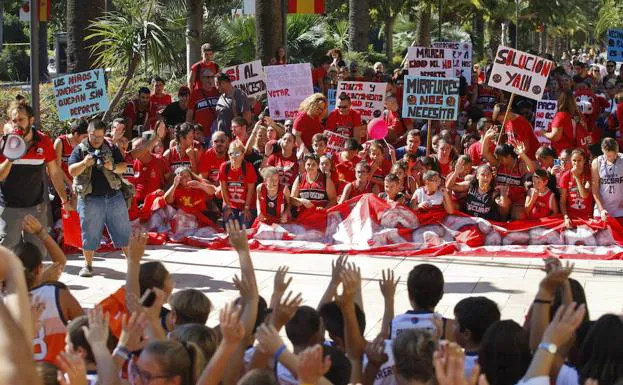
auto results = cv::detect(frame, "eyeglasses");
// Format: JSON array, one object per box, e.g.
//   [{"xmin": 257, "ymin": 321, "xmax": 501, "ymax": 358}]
[
  {"xmin": 228, "ymin": 151, "xmax": 242, "ymax": 157},
  {"xmin": 213, "ymin": 139, "xmax": 226, "ymax": 143},
  {"xmin": 337, "ymin": 105, "xmax": 349, "ymax": 109},
  {"xmin": 129, "ymin": 359, "xmax": 173, "ymax": 384}
]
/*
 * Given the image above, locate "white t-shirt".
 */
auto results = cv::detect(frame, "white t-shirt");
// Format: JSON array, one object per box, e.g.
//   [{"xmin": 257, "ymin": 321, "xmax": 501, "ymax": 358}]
[
  {"xmin": 556, "ymin": 364, "xmax": 579, "ymax": 385},
  {"xmin": 464, "ymin": 353, "xmax": 479, "ymax": 381},
  {"xmin": 413, "ymin": 188, "xmax": 444, "ymax": 208},
  {"xmin": 390, "ymin": 311, "xmax": 443, "ymax": 339}
]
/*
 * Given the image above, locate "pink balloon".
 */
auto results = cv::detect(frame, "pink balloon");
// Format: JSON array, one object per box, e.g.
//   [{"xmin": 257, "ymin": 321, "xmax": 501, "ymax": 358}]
[{"xmin": 367, "ymin": 118, "xmax": 389, "ymax": 140}]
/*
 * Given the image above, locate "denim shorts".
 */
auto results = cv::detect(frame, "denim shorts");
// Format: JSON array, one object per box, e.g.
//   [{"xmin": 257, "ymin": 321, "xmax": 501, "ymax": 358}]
[{"xmin": 77, "ymin": 191, "xmax": 131, "ymax": 250}]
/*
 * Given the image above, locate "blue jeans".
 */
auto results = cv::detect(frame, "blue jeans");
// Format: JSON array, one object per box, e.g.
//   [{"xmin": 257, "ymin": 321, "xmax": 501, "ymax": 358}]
[
  {"xmin": 224, "ymin": 208, "xmax": 255, "ymax": 229},
  {"xmin": 77, "ymin": 191, "xmax": 131, "ymax": 250}
]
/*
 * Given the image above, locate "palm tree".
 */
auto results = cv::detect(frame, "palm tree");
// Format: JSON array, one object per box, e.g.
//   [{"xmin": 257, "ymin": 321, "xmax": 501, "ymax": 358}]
[
  {"xmin": 186, "ymin": 0, "xmax": 203, "ymax": 75},
  {"xmin": 349, "ymin": 0, "xmax": 369, "ymax": 52},
  {"xmin": 87, "ymin": 0, "xmax": 179, "ymax": 121},
  {"xmin": 67, "ymin": 0, "xmax": 104, "ymax": 73},
  {"xmin": 255, "ymin": 0, "xmax": 283, "ymax": 64},
  {"xmin": 373, "ymin": 0, "xmax": 416, "ymax": 60}
]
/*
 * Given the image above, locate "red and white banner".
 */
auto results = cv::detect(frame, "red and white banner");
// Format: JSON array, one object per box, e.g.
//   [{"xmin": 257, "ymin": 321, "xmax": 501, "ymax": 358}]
[{"xmin": 61, "ymin": 194, "xmax": 623, "ymax": 260}]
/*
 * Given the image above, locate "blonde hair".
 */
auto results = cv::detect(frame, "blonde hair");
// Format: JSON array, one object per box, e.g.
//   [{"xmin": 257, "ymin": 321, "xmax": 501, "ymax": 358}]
[{"xmin": 299, "ymin": 93, "xmax": 328, "ymax": 115}]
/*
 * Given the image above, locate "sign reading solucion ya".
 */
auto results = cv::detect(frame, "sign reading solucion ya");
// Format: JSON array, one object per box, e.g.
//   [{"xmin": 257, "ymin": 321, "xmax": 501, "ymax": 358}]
[
  {"xmin": 402, "ymin": 76, "xmax": 460, "ymax": 121},
  {"xmin": 488, "ymin": 46, "xmax": 553, "ymax": 100},
  {"xmin": 53, "ymin": 69, "xmax": 109, "ymax": 121}
]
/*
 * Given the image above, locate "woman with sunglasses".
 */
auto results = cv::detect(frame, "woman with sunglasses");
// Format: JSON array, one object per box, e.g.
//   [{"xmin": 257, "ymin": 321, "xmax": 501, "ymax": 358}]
[
  {"xmin": 218, "ymin": 141, "xmax": 258, "ymax": 227},
  {"xmin": 290, "ymin": 153, "xmax": 337, "ymax": 212}
]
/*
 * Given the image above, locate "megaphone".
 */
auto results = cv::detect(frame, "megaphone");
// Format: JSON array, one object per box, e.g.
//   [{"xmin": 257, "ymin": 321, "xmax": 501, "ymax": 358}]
[{"xmin": 0, "ymin": 134, "xmax": 27, "ymax": 161}]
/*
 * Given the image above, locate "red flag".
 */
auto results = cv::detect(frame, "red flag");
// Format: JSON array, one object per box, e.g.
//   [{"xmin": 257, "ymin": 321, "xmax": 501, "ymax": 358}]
[{"xmin": 287, "ymin": 0, "xmax": 325, "ymax": 14}]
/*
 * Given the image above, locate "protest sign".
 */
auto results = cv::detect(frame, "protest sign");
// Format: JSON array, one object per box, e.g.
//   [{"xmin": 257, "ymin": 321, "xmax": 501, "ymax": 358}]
[
  {"xmin": 488, "ymin": 46, "xmax": 553, "ymax": 100},
  {"xmin": 264, "ymin": 63, "xmax": 314, "ymax": 120},
  {"xmin": 402, "ymin": 76, "xmax": 460, "ymax": 121},
  {"xmin": 53, "ymin": 69, "xmax": 108, "ymax": 121},
  {"xmin": 327, "ymin": 88, "xmax": 336, "ymax": 113},
  {"xmin": 607, "ymin": 29, "xmax": 623, "ymax": 62},
  {"xmin": 407, "ymin": 47, "xmax": 455, "ymax": 78},
  {"xmin": 323, "ymin": 130, "xmax": 349, "ymax": 155},
  {"xmin": 336, "ymin": 81, "xmax": 387, "ymax": 120},
  {"xmin": 432, "ymin": 41, "xmax": 473, "ymax": 83},
  {"xmin": 534, "ymin": 100, "xmax": 556, "ymax": 144},
  {"xmin": 222, "ymin": 60, "xmax": 266, "ymax": 97}
]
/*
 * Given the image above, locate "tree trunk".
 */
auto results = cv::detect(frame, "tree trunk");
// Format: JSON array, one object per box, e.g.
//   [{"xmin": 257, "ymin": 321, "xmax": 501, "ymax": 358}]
[
  {"xmin": 539, "ymin": 24, "xmax": 547, "ymax": 54},
  {"xmin": 384, "ymin": 15, "xmax": 396, "ymax": 60},
  {"xmin": 472, "ymin": 9, "xmax": 484, "ymax": 63},
  {"xmin": 0, "ymin": 0, "xmax": 4, "ymax": 52},
  {"xmin": 39, "ymin": 21, "xmax": 49, "ymax": 82},
  {"xmin": 349, "ymin": 0, "xmax": 369, "ymax": 52},
  {"xmin": 416, "ymin": 4, "xmax": 431, "ymax": 47},
  {"xmin": 488, "ymin": 19, "xmax": 502, "ymax": 57},
  {"xmin": 255, "ymin": 0, "xmax": 282, "ymax": 64},
  {"xmin": 103, "ymin": 54, "xmax": 140, "ymax": 122},
  {"xmin": 67, "ymin": 0, "xmax": 104, "ymax": 73},
  {"xmin": 186, "ymin": 0, "xmax": 202, "ymax": 76},
  {"xmin": 508, "ymin": 21, "xmax": 517, "ymax": 49}
]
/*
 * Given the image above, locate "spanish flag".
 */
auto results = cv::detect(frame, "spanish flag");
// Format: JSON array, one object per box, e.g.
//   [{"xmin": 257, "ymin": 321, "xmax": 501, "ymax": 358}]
[{"xmin": 287, "ymin": 0, "xmax": 325, "ymax": 14}]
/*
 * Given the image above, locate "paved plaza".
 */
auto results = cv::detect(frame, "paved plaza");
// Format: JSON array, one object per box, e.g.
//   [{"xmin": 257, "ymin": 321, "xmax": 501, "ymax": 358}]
[{"xmin": 61, "ymin": 245, "xmax": 623, "ymax": 338}]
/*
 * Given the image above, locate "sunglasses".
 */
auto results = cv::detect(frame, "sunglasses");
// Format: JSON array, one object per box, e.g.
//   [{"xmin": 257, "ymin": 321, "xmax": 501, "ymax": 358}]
[
  {"xmin": 338, "ymin": 105, "xmax": 349, "ymax": 109},
  {"xmin": 228, "ymin": 151, "xmax": 242, "ymax": 157}
]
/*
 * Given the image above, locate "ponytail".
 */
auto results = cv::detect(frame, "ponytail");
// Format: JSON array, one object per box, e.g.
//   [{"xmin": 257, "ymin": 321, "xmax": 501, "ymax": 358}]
[
  {"xmin": 143, "ymin": 340, "xmax": 206, "ymax": 385},
  {"xmin": 180, "ymin": 340, "xmax": 207, "ymax": 385}
]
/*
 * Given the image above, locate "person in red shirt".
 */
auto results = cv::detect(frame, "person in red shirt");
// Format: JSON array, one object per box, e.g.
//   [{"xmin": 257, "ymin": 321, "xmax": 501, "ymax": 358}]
[
  {"xmin": 188, "ymin": 43, "xmax": 220, "ymax": 90},
  {"xmin": 293, "ymin": 93, "xmax": 328, "ymax": 151},
  {"xmin": 54, "ymin": 119, "xmax": 88, "ymax": 193},
  {"xmin": 467, "ymin": 117, "xmax": 494, "ymax": 166},
  {"xmin": 256, "ymin": 166, "xmax": 291, "ymax": 224},
  {"xmin": 122, "ymin": 87, "xmax": 159, "ymax": 138},
  {"xmin": 336, "ymin": 138, "xmax": 362, "ymax": 190},
  {"xmin": 524, "ymin": 169, "xmax": 558, "ymax": 219},
  {"xmin": 133, "ymin": 136, "xmax": 171, "ymax": 203},
  {"xmin": 339, "ymin": 161, "xmax": 379, "ymax": 203},
  {"xmin": 231, "ymin": 117, "xmax": 250, "ymax": 146},
  {"xmin": 164, "ymin": 123, "xmax": 200, "ymax": 174},
  {"xmin": 434, "ymin": 139, "xmax": 455, "ymax": 178},
  {"xmin": 149, "ymin": 75, "xmax": 172, "ymax": 111},
  {"xmin": 199, "ymin": 131, "xmax": 229, "ymax": 184},
  {"xmin": 543, "ymin": 90, "xmax": 583, "ymax": 156},
  {"xmin": 291, "ymin": 153, "xmax": 337, "ymax": 211},
  {"xmin": 384, "ymin": 96, "xmax": 411, "ymax": 146},
  {"xmin": 492, "ymin": 103, "xmax": 540, "ymax": 160},
  {"xmin": 164, "ymin": 167, "xmax": 216, "ymax": 225},
  {"xmin": 218, "ymin": 141, "xmax": 258, "ymax": 227},
  {"xmin": 560, "ymin": 148, "xmax": 593, "ymax": 228},
  {"xmin": 312, "ymin": 56, "xmax": 332, "ymax": 92},
  {"xmin": 265, "ymin": 132, "xmax": 299, "ymax": 187},
  {"xmin": 326, "ymin": 93, "xmax": 363, "ymax": 138},
  {"xmin": 367, "ymin": 140, "xmax": 393, "ymax": 187},
  {"xmin": 187, "ymin": 74, "xmax": 219, "ymax": 135}
]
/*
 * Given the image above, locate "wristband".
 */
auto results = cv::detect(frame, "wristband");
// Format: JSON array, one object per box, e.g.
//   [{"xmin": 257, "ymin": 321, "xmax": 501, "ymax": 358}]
[
  {"xmin": 273, "ymin": 344, "xmax": 287, "ymax": 363},
  {"xmin": 533, "ymin": 298, "xmax": 552, "ymax": 305},
  {"xmin": 113, "ymin": 345, "xmax": 130, "ymax": 360}
]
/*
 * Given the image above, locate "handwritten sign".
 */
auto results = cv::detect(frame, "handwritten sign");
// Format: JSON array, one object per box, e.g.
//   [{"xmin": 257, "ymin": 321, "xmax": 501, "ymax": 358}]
[
  {"xmin": 534, "ymin": 100, "xmax": 557, "ymax": 144},
  {"xmin": 488, "ymin": 46, "xmax": 553, "ymax": 100},
  {"xmin": 327, "ymin": 88, "xmax": 336, "ymax": 113},
  {"xmin": 324, "ymin": 130, "xmax": 348, "ymax": 155},
  {"xmin": 607, "ymin": 29, "xmax": 623, "ymax": 62},
  {"xmin": 407, "ymin": 47, "xmax": 455, "ymax": 78},
  {"xmin": 264, "ymin": 63, "xmax": 314, "ymax": 120},
  {"xmin": 53, "ymin": 69, "xmax": 108, "ymax": 121},
  {"xmin": 335, "ymin": 81, "xmax": 387, "ymax": 120},
  {"xmin": 223, "ymin": 60, "xmax": 266, "ymax": 97},
  {"xmin": 432, "ymin": 41, "xmax": 472, "ymax": 83},
  {"xmin": 402, "ymin": 76, "xmax": 459, "ymax": 120}
]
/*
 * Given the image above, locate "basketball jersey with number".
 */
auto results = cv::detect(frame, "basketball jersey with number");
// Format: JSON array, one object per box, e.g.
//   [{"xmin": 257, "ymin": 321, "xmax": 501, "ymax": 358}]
[
  {"xmin": 594, "ymin": 153, "xmax": 623, "ymax": 217},
  {"xmin": 390, "ymin": 310, "xmax": 443, "ymax": 339},
  {"xmin": 31, "ymin": 284, "xmax": 67, "ymax": 363}
]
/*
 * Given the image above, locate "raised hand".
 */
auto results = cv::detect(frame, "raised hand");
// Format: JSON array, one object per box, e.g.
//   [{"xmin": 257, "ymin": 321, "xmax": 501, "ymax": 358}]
[
  {"xmin": 379, "ymin": 269, "xmax": 399, "ymax": 301},
  {"xmin": 82, "ymin": 307, "xmax": 110, "ymax": 348},
  {"xmin": 365, "ymin": 336, "xmax": 388, "ymax": 367},
  {"xmin": 119, "ymin": 311, "xmax": 148, "ymax": 352},
  {"xmin": 225, "ymin": 220, "xmax": 250, "ymax": 252},
  {"xmin": 273, "ymin": 266, "xmax": 293, "ymax": 297},
  {"xmin": 296, "ymin": 345, "xmax": 331, "ymax": 385},
  {"xmin": 273, "ymin": 291, "xmax": 303, "ymax": 328},
  {"xmin": 542, "ymin": 302, "xmax": 586, "ymax": 347},
  {"xmin": 39, "ymin": 262, "xmax": 64, "ymax": 283},
  {"xmin": 22, "ymin": 214, "xmax": 43, "ymax": 235},
  {"xmin": 255, "ymin": 323, "xmax": 285, "ymax": 355},
  {"xmin": 336, "ymin": 270, "xmax": 358, "ymax": 307},
  {"xmin": 233, "ymin": 274, "xmax": 257, "ymax": 301},
  {"xmin": 514, "ymin": 141, "xmax": 526, "ymax": 156},
  {"xmin": 434, "ymin": 342, "xmax": 481, "ymax": 385},
  {"xmin": 219, "ymin": 302, "xmax": 245, "ymax": 347},
  {"xmin": 331, "ymin": 254, "xmax": 348, "ymax": 285},
  {"xmin": 56, "ymin": 351, "xmax": 88, "ymax": 385},
  {"xmin": 126, "ymin": 227, "xmax": 148, "ymax": 264},
  {"xmin": 539, "ymin": 261, "xmax": 574, "ymax": 296}
]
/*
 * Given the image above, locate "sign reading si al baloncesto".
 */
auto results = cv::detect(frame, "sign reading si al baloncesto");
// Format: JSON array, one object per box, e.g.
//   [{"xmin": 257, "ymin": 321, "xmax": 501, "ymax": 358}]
[
  {"xmin": 488, "ymin": 46, "xmax": 553, "ymax": 100},
  {"xmin": 402, "ymin": 76, "xmax": 460, "ymax": 120}
]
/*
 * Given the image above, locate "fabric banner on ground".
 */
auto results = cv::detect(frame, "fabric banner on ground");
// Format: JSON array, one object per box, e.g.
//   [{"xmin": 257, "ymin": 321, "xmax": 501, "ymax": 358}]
[
  {"xmin": 222, "ymin": 60, "xmax": 266, "ymax": 97},
  {"xmin": 336, "ymin": 81, "xmax": 387, "ymax": 119},
  {"xmin": 488, "ymin": 46, "xmax": 553, "ymax": 100},
  {"xmin": 407, "ymin": 47, "xmax": 455, "ymax": 78},
  {"xmin": 60, "ymin": 194, "xmax": 623, "ymax": 260},
  {"xmin": 432, "ymin": 41, "xmax": 473, "ymax": 83},
  {"xmin": 265, "ymin": 63, "xmax": 314, "ymax": 120}
]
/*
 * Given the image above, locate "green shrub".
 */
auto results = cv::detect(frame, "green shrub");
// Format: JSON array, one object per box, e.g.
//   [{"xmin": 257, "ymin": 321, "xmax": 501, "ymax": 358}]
[{"xmin": 0, "ymin": 47, "xmax": 30, "ymax": 81}]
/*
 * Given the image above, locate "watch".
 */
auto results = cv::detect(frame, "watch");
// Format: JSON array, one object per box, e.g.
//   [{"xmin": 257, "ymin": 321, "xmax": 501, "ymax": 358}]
[{"xmin": 538, "ymin": 342, "xmax": 557, "ymax": 354}]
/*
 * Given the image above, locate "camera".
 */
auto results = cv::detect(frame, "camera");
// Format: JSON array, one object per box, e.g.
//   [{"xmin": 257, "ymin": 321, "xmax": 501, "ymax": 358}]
[{"xmin": 90, "ymin": 149, "xmax": 105, "ymax": 169}]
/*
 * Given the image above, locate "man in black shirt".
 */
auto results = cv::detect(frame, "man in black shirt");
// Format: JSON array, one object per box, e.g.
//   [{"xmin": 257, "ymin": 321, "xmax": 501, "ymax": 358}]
[
  {"xmin": 161, "ymin": 85, "xmax": 190, "ymax": 127},
  {"xmin": 68, "ymin": 120, "xmax": 131, "ymax": 277}
]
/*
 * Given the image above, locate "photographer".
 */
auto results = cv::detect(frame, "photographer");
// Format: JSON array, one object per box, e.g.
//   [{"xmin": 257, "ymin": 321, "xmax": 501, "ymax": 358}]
[{"xmin": 68, "ymin": 119, "xmax": 131, "ymax": 277}]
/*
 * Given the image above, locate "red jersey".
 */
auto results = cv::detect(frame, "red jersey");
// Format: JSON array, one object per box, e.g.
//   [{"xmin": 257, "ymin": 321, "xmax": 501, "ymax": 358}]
[
  {"xmin": 496, "ymin": 161, "xmax": 526, "ymax": 204},
  {"xmin": 150, "ymin": 93, "xmax": 172, "ymax": 111},
  {"xmin": 370, "ymin": 159, "xmax": 392, "ymax": 185},
  {"xmin": 199, "ymin": 148, "xmax": 227, "ymax": 184},
  {"xmin": 173, "ymin": 185, "xmax": 209, "ymax": 212},
  {"xmin": 258, "ymin": 184, "xmax": 286, "ymax": 224},
  {"xmin": 134, "ymin": 155, "xmax": 168, "ymax": 201},
  {"xmin": 122, "ymin": 100, "xmax": 158, "ymax": 131},
  {"xmin": 345, "ymin": 181, "xmax": 373, "ymax": 200},
  {"xmin": 122, "ymin": 152, "xmax": 135, "ymax": 184},
  {"xmin": 189, "ymin": 88, "xmax": 219, "ymax": 133},
  {"xmin": 298, "ymin": 171, "xmax": 329, "ymax": 209},
  {"xmin": 528, "ymin": 189, "xmax": 555, "ymax": 219},
  {"xmin": 505, "ymin": 115, "xmax": 539, "ymax": 160},
  {"xmin": 336, "ymin": 155, "xmax": 362, "ymax": 186},
  {"xmin": 165, "ymin": 146, "xmax": 192, "ymax": 173},
  {"xmin": 218, "ymin": 161, "xmax": 258, "ymax": 210},
  {"xmin": 293, "ymin": 111, "xmax": 324, "ymax": 150},
  {"xmin": 475, "ymin": 85, "xmax": 500, "ymax": 117},
  {"xmin": 57, "ymin": 134, "xmax": 75, "ymax": 179},
  {"xmin": 384, "ymin": 110, "xmax": 410, "ymax": 138},
  {"xmin": 559, "ymin": 170, "xmax": 593, "ymax": 218},
  {"xmin": 550, "ymin": 112, "xmax": 576, "ymax": 155},
  {"xmin": 98, "ymin": 287, "xmax": 127, "ymax": 339},
  {"xmin": 191, "ymin": 61, "xmax": 220, "ymax": 89},
  {"xmin": 311, "ymin": 67, "xmax": 327, "ymax": 88},
  {"xmin": 326, "ymin": 109, "xmax": 362, "ymax": 137},
  {"xmin": 267, "ymin": 152, "xmax": 299, "ymax": 187},
  {"xmin": 437, "ymin": 158, "xmax": 453, "ymax": 177}
]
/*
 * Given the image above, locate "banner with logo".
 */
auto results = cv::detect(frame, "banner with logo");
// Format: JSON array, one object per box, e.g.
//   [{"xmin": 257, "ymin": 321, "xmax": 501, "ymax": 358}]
[
  {"xmin": 53, "ymin": 69, "xmax": 109, "ymax": 121},
  {"xmin": 534, "ymin": 100, "xmax": 557, "ymax": 144},
  {"xmin": 336, "ymin": 81, "xmax": 387, "ymax": 120},
  {"xmin": 407, "ymin": 47, "xmax": 455, "ymax": 78},
  {"xmin": 265, "ymin": 63, "xmax": 314, "ymax": 120},
  {"xmin": 432, "ymin": 41, "xmax": 473, "ymax": 83},
  {"xmin": 223, "ymin": 60, "xmax": 266, "ymax": 97},
  {"xmin": 402, "ymin": 76, "xmax": 460, "ymax": 120},
  {"xmin": 488, "ymin": 46, "xmax": 553, "ymax": 100}
]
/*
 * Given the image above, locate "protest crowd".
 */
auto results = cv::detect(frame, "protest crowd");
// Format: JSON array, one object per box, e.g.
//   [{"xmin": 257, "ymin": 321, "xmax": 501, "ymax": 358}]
[{"xmin": 1, "ymin": 36, "xmax": 623, "ymax": 385}]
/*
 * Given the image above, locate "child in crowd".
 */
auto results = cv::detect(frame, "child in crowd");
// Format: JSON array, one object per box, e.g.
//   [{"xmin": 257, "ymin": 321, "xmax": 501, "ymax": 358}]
[
  {"xmin": 368, "ymin": 140, "xmax": 393, "ymax": 187},
  {"xmin": 256, "ymin": 167, "xmax": 291, "ymax": 224},
  {"xmin": 379, "ymin": 173, "xmax": 407, "ymax": 204},
  {"xmin": 340, "ymin": 161, "xmax": 379, "ymax": 203},
  {"xmin": 445, "ymin": 155, "xmax": 474, "ymax": 209},
  {"xmin": 411, "ymin": 170, "xmax": 454, "ymax": 214},
  {"xmin": 320, "ymin": 155, "xmax": 340, "ymax": 190},
  {"xmin": 336, "ymin": 138, "xmax": 363, "ymax": 192},
  {"xmin": 311, "ymin": 133, "xmax": 330, "ymax": 158},
  {"xmin": 391, "ymin": 161, "xmax": 415, "ymax": 199},
  {"xmin": 525, "ymin": 169, "xmax": 559, "ymax": 219}
]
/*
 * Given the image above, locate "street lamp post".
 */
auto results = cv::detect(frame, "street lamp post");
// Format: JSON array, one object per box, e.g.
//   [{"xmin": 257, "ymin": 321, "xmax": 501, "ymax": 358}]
[
  {"xmin": 30, "ymin": 0, "xmax": 40, "ymax": 125},
  {"xmin": 515, "ymin": 0, "xmax": 519, "ymax": 49}
]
